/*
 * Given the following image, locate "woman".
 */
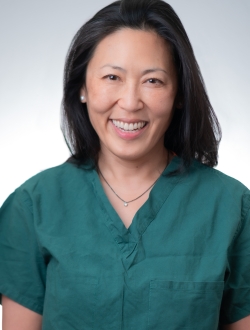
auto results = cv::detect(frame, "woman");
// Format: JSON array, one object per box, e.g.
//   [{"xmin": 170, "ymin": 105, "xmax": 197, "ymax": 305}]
[{"xmin": 0, "ymin": 0, "xmax": 249, "ymax": 329}]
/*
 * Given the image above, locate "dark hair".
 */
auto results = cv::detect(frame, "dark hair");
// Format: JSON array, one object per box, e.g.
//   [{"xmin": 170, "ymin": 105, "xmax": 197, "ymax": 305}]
[{"xmin": 62, "ymin": 0, "xmax": 221, "ymax": 169}]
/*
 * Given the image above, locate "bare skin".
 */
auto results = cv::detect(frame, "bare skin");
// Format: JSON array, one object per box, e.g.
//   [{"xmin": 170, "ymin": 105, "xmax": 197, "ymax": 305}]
[
  {"xmin": 2, "ymin": 295, "xmax": 42, "ymax": 330},
  {"xmin": 98, "ymin": 148, "xmax": 172, "ymax": 228},
  {"xmin": 222, "ymin": 315, "xmax": 250, "ymax": 329}
]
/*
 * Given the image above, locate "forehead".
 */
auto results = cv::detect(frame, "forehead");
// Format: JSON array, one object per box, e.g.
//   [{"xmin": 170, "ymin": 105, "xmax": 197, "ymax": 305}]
[{"xmin": 88, "ymin": 28, "xmax": 175, "ymax": 70}]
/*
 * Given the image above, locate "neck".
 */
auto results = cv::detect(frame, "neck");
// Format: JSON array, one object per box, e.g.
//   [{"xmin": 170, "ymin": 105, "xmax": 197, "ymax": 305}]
[{"xmin": 98, "ymin": 144, "xmax": 170, "ymax": 183}]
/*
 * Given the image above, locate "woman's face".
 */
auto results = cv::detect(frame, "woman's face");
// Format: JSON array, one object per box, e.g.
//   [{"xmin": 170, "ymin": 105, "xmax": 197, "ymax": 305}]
[{"xmin": 81, "ymin": 28, "xmax": 178, "ymax": 161}]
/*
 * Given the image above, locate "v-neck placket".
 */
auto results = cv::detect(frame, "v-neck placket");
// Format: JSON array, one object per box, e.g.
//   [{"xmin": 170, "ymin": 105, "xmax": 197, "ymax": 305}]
[{"xmin": 90, "ymin": 157, "xmax": 182, "ymax": 261}]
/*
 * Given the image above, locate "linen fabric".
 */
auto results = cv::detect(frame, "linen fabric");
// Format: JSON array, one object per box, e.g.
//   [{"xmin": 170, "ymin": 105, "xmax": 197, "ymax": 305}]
[{"xmin": 0, "ymin": 156, "xmax": 250, "ymax": 330}]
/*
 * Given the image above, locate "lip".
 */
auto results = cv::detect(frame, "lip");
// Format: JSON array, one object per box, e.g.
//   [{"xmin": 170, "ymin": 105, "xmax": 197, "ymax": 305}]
[{"xmin": 110, "ymin": 119, "xmax": 148, "ymax": 140}]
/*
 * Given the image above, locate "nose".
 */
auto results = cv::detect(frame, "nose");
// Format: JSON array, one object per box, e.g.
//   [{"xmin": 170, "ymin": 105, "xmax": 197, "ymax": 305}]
[{"xmin": 117, "ymin": 82, "xmax": 144, "ymax": 111}]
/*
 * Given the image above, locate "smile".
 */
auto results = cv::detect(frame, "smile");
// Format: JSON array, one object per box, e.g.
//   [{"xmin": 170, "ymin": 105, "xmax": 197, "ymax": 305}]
[{"xmin": 112, "ymin": 120, "xmax": 147, "ymax": 132}]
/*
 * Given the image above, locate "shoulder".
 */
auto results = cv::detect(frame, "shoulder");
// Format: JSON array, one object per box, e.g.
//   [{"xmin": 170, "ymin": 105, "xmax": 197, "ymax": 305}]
[
  {"xmin": 189, "ymin": 159, "xmax": 249, "ymax": 193},
  {"xmin": 2, "ymin": 160, "xmax": 95, "ymax": 209},
  {"xmin": 187, "ymin": 159, "xmax": 250, "ymax": 216},
  {"xmin": 21, "ymin": 160, "xmax": 93, "ymax": 188}
]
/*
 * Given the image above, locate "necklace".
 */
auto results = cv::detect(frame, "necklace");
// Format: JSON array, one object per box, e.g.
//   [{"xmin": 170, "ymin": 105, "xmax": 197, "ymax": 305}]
[{"xmin": 98, "ymin": 163, "xmax": 168, "ymax": 207}]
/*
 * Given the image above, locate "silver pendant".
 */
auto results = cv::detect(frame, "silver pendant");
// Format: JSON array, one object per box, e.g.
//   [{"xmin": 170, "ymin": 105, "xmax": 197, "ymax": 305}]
[{"xmin": 124, "ymin": 202, "xmax": 128, "ymax": 207}]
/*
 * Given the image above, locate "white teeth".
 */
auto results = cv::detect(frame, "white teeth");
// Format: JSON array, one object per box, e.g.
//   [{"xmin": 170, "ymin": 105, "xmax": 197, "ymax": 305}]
[
  {"xmin": 112, "ymin": 120, "xmax": 146, "ymax": 131},
  {"xmin": 124, "ymin": 123, "xmax": 129, "ymax": 130}
]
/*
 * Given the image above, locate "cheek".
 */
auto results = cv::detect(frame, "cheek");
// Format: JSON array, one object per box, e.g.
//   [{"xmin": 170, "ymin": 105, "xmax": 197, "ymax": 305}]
[
  {"xmin": 147, "ymin": 98, "xmax": 175, "ymax": 119},
  {"xmin": 87, "ymin": 83, "xmax": 114, "ymax": 114},
  {"xmin": 145, "ymin": 87, "xmax": 177, "ymax": 116}
]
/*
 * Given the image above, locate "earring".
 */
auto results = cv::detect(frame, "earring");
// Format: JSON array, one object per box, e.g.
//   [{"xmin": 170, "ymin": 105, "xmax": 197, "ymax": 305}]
[{"xmin": 80, "ymin": 95, "xmax": 85, "ymax": 102}]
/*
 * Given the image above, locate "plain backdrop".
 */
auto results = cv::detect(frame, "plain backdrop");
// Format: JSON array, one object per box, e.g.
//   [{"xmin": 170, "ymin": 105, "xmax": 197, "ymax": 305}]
[{"xmin": 0, "ymin": 0, "xmax": 249, "ymax": 325}]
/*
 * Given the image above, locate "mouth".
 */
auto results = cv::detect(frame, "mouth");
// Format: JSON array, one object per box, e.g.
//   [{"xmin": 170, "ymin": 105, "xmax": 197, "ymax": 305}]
[{"xmin": 111, "ymin": 119, "xmax": 147, "ymax": 132}]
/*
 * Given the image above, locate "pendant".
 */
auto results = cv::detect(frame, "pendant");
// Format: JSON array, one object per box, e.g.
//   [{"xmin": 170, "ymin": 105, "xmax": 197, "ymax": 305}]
[{"xmin": 124, "ymin": 202, "xmax": 128, "ymax": 207}]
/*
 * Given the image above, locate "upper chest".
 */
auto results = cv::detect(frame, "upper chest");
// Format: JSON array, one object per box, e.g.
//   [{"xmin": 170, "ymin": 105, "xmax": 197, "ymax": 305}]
[{"xmin": 36, "ymin": 177, "xmax": 239, "ymax": 270}]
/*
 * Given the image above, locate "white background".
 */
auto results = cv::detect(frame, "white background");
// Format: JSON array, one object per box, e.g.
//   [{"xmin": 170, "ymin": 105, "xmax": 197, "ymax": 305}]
[{"xmin": 0, "ymin": 0, "xmax": 249, "ymax": 325}]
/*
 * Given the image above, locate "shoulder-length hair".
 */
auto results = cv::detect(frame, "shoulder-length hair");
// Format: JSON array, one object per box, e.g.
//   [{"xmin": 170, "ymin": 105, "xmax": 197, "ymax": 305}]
[{"xmin": 62, "ymin": 0, "xmax": 221, "ymax": 169}]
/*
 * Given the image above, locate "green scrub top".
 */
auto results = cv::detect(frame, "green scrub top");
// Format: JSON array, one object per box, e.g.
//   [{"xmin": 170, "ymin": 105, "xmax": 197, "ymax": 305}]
[{"xmin": 0, "ymin": 156, "xmax": 250, "ymax": 330}]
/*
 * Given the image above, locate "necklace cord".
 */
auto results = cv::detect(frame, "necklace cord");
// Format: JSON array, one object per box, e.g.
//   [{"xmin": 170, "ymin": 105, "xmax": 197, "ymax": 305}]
[{"xmin": 98, "ymin": 153, "xmax": 169, "ymax": 206}]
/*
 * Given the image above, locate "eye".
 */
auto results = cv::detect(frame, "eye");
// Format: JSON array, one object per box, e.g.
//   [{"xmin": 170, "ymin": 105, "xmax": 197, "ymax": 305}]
[
  {"xmin": 147, "ymin": 78, "xmax": 163, "ymax": 85},
  {"xmin": 105, "ymin": 74, "xmax": 119, "ymax": 81}
]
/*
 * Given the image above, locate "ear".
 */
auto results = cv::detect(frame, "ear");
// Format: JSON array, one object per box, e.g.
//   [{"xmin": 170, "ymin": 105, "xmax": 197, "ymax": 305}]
[{"xmin": 80, "ymin": 87, "xmax": 87, "ymax": 103}]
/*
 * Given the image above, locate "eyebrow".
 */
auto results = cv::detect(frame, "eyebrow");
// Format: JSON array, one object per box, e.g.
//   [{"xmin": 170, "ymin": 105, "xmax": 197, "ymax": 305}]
[{"xmin": 100, "ymin": 64, "xmax": 168, "ymax": 75}]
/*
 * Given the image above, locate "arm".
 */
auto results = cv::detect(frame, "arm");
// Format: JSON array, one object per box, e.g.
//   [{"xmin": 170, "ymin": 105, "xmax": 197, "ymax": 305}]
[
  {"xmin": 0, "ymin": 190, "xmax": 47, "ymax": 329},
  {"xmin": 2, "ymin": 295, "xmax": 42, "ymax": 330},
  {"xmin": 220, "ymin": 193, "xmax": 250, "ymax": 328},
  {"xmin": 222, "ymin": 315, "xmax": 250, "ymax": 330}
]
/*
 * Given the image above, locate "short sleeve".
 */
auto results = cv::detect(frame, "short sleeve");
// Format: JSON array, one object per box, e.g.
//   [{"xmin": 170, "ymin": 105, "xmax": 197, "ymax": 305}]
[
  {"xmin": 0, "ymin": 188, "xmax": 47, "ymax": 314},
  {"xmin": 220, "ymin": 191, "xmax": 250, "ymax": 324}
]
